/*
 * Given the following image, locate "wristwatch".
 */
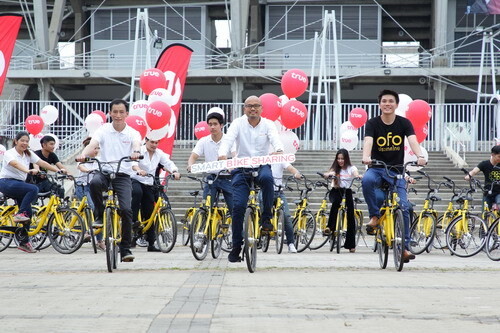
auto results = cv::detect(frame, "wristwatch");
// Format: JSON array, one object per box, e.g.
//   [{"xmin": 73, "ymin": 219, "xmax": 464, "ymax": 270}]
[
  {"xmin": 133, "ymin": 150, "xmax": 140, "ymax": 153},
  {"xmin": 417, "ymin": 155, "xmax": 425, "ymax": 158}
]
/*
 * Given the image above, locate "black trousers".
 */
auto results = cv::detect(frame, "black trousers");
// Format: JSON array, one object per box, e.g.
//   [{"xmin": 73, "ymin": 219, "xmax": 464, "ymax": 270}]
[
  {"xmin": 131, "ymin": 179, "xmax": 157, "ymax": 246},
  {"xmin": 328, "ymin": 188, "xmax": 356, "ymax": 249},
  {"xmin": 90, "ymin": 173, "xmax": 133, "ymax": 249}
]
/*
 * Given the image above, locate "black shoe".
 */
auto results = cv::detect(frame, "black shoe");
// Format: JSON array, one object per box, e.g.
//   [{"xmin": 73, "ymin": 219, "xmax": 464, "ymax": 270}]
[
  {"xmin": 261, "ymin": 220, "xmax": 273, "ymax": 232},
  {"xmin": 147, "ymin": 246, "xmax": 161, "ymax": 252},
  {"xmin": 121, "ymin": 249, "xmax": 135, "ymax": 262},
  {"xmin": 93, "ymin": 218, "xmax": 103, "ymax": 227},
  {"xmin": 228, "ymin": 246, "xmax": 242, "ymax": 263}
]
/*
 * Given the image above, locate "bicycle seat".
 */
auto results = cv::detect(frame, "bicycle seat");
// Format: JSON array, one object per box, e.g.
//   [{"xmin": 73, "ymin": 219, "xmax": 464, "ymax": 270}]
[
  {"xmin": 37, "ymin": 191, "xmax": 52, "ymax": 198},
  {"xmin": 354, "ymin": 197, "xmax": 364, "ymax": 204},
  {"xmin": 189, "ymin": 191, "xmax": 200, "ymax": 196},
  {"xmin": 380, "ymin": 180, "xmax": 391, "ymax": 191},
  {"xmin": 294, "ymin": 199, "xmax": 301, "ymax": 205},
  {"xmin": 429, "ymin": 195, "xmax": 441, "ymax": 201}
]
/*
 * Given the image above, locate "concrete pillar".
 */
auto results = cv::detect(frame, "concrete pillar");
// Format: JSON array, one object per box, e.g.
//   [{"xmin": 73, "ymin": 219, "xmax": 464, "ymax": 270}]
[
  {"xmin": 432, "ymin": 0, "xmax": 448, "ymax": 67},
  {"xmin": 37, "ymin": 79, "xmax": 51, "ymax": 101},
  {"xmin": 433, "ymin": 81, "xmax": 448, "ymax": 150},
  {"xmin": 231, "ymin": 79, "xmax": 244, "ymax": 118},
  {"xmin": 230, "ymin": 0, "xmax": 249, "ymax": 57}
]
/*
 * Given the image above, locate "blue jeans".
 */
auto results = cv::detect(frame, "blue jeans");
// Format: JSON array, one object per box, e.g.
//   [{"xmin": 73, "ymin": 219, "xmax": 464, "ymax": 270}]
[
  {"xmin": 231, "ymin": 165, "xmax": 274, "ymax": 248},
  {"xmin": 75, "ymin": 184, "xmax": 94, "ymax": 209},
  {"xmin": 203, "ymin": 175, "xmax": 233, "ymax": 216},
  {"xmin": 0, "ymin": 178, "xmax": 38, "ymax": 217},
  {"xmin": 484, "ymin": 193, "xmax": 500, "ymax": 210},
  {"xmin": 362, "ymin": 167, "xmax": 411, "ymax": 248},
  {"xmin": 259, "ymin": 190, "xmax": 295, "ymax": 245}
]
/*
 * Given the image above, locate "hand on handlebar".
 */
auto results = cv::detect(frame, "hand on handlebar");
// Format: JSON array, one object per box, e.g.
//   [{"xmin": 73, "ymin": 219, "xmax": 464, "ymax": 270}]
[{"xmin": 362, "ymin": 157, "xmax": 372, "ymax": 165}]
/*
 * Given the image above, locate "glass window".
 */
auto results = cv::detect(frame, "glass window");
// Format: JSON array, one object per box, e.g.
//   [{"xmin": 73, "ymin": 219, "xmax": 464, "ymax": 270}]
[
  {"xmin": 149, "ymin": 8, "xmax": 166, "ymax": 38},
  {"xmin": 166, "ymin": 7, "xmax": 183, "ymax": 40},
  {"xmin": 287, "ymin": 6, "xmax": 305, "ymax": 39},
  {"xmin": 185, "ymin": 7, "xmax": 202, "ymax": 40},
  {"xmin": 94, "ymin": 10, "xmax": 111, "ymax": 40},
  {"xmin": 342, "ymin": 6, "xmax": 359, "ymax": 40},
  {"xmin": 361, "ymin": 6, "xmax": 378, "ymax": 39},
  {"xmin": 268, "ymin": 6, "xmax": 286, "ymax": 39},
  {"xmin": 112, "ymin": 9, "xmax": 130, "ymax": 40},
  {"xmin": 305, "ymin": 6, "xmax": 323, "ymax": 39}
]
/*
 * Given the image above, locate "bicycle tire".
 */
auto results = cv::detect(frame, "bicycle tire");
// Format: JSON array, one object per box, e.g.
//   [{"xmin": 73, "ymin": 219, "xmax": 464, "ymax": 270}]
[
  {"xmin": 393, "ymin": 209, "xmax": 405, "ymax": 271},
  {"xmin": 294, "ymin": 211, "xmax": 316, "ymax": 252},
  {"xmin": 243, "ymin": 207, "xmax": 257, "ymax": 273},
  {"xmin": 30, "ymin": 207, "xmax": 50, "ymax": 250},
  {"xmin": 47, "ymin": 208, "xmax": 85, "ymax": 254},
  {"xmin": 485, "ymin": 218, "xmax": 500, "ymax": 261},
  {"xmin": 210, "ymin": 210, "xmax": 224, "ymax": 259},
  {"xmin": 308, "ymin": 212, "xmax": 330, "ymax": 250},
  {"xmin": 190, "ymin": 209, "xmax": 209, "ymax": 260},
  {"xmin": 445, "ymin": 214, "xmax": 487, "ymax": 258},
  {"xmin": 261, "ymin": 233, "xmax": 270, "ymax": 252},
  {"xmin": 336, "ymin": 209, "xmax": 345, "ymax": 254},
  {"xmin": 354, "ymin": 210, "xmax": 364, "ymax": 247},
  {"xmin": 432, "ymin": 215, "xmax": 448, "ymax": 250},
  {"xmin": 181, "ymin": 209, "xmax": 194, "ymax": 246},
  {"xmin": 0, "ymin": 215, "xmax": 14, "ymax": 252},
  {"xmin": 104, "ymin": 207, "xmax": 115, "ymax": 273},
  {"xmin": 275, "ymin": 209, "xmax": 285, "ymax": 254},
  {"xmin": 409, "ymin": 213, "xmax": 437, "ymax": 255},
  {"xmin": 156, "ymin": 208, "xmax": 177, "ymax": 253},
  {"xmin": 220, "ymin": 216, "xmax": 232, "ymax": 253},
  {"xmin": 376, "ymin": 227, "xmax": 388, "ymax": 269}
]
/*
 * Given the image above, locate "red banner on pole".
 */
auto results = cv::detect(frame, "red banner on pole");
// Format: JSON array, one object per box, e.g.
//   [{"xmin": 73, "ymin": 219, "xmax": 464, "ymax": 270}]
[
  {"xmin": 154, "ymin": 43, "xmax": 193, "ymax": 157},
  {"xmin": 0, "ymin": 14, "xmax": 23, "ymax": 96}
]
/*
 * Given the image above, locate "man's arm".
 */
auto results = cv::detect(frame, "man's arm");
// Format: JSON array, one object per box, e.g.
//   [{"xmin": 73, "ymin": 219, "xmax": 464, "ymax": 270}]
[
  {"xmin": 77, "ymin": 139, "xmax": 99, "ymax": 161},
  {"xmin": 187, "ymin": 152, "xmax": 199, "ymax": 172},
  {"xmin": 285, "ymin": 164, "xmax": 302, "ymax": 179},
  {"xmin": 465, "ymin": 166, "xmax": 480, "ymax": 180},
  {"xmin": 267, "ymin": 121, "xmax": 284, "ymax": 153},
  {"xmin": 362, "ymin": 136, "xmax": 373, "ymax": 164},
  {"xmin": 218, "ymin": 120, "xmax": 238, "ymax": 160},
  {"xmin": 407, "ymin": 134, "xmax": 426, "ymax": 166}
]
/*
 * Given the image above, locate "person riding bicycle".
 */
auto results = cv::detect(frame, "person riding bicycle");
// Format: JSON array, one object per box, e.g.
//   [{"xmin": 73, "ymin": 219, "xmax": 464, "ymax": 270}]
[
  {"xmin": 218, "ymin": 95, "xmax": 284, "ymax": 263},
  {"xmin": 361, "ymin": 89, "xmax": 426, "ymax": 263},
  {"xmin": 131, "ymin": 137, "xmax": 180, "ymax": 252},
  {"xmin": 323, "ymin": 148, "xmax": 361, "ymax": 253},
  {"xmin": 77, "ymin": 99, "xmax": 142, "ymax": 263},
  {"xmin": 187, "ymin": 112, "xmax": 235, "ymax": 216},
  {"xmin": 464, "ymin": 145, "xmax": 500, "ymax": 211}
]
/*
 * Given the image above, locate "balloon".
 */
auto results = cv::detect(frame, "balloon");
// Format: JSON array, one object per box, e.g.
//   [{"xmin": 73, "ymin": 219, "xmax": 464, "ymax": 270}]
[
  {"xmin": 25, "ymin": 115, "xmax": 44, "ymax": 135},
  {"xmin": 40, "ymin": 105, "xmax": 59, "ymax": 125},
  {"xmin": 414, "ymin": 123, "xmax": 429, "ymax": 143},
  {"xmin": 339, "ymin": 121, "xmax": 357, "ymax": 134},
  {"xmin": 349, "ymin": 108, "xmax": 368, "ymax": 128},
  {"xmin": 145, "ymin": 101, "xmax": 172, "ymax": 130},
  {"xmin": 147, "ymin": 124, "xmax": 170, "ymax": 141},
  {"xmin": 259, "ymin": 93, "xmax": 281, "ymax": 121},
  {"xmin": 281, "ymin": 69, "xmax": 308, "ymax": 98},
  {"xmin": 140, "ymin": 68, "xmax": 167, "ymax": 95},
  {"xmin": 278, "ymin": 95, "xmax": 289, "ymax": 108},
  {"xmin": 148, "ymin": 88, "xmax": 176, "ymax": 106},
  {"xmin": 85, "ymin": 113, "xmax": 104, "ymax": 136},
  {"xmin": 45, "ymin": 133, "xmax": 60, "ymax": 150},
  {"xmin": 0, "ymin": 144, "xmax": 6, "ymax": 162},
  {"xmin": 395, "ymin": 94, "xmax": 412, "ymax": 117},
  {"xmin": 194, "ymin": 121, "xmax": 210, "ymax": 139},
  {"xmin": 92, "ymin": 110, "xmax": 106, "ymax": 123},
  {"xmin": 130, "ymin": 100, "xmax": 149, "ymax": 119},
  {"xmin": 125, "ymin": 115, "xmax": 147, "ymax": 140},
  {"xmin": 280, "ymin": 131, "xmax": 300, "ymax": 154},
  {"xmin": 29, "ymin": 133, "xmax": 44, "ymax": 151},
  {"xmin": 406, "ymin": 100, "xmax": 431, "ymax": 128},
  {"xmin": 207, "ymin": 107, "xmax": 225, "ymax": 119},
  {"xmin": 274, "ymin": 118, "xmax": 286, "ymax": 132},
  {"xmin": 281, "ymin": 100, "xmax": 308, "ymax": 129},
  {"xmin": 339, "ymin": 130, "xmax": 359, "ymax": 151}
]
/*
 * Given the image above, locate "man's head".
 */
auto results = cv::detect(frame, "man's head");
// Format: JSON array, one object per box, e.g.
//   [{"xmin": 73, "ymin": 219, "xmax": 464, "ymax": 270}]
[
  {"xmin": 40, "ymin": 135, "xmax": 56, "ymax": 153},
  {"xmin": 145, "ymin": 138, "xmax": 160, "ymax": 152},
  {"xmin": 109, "ymin": 99, "xmax": 128, "ymax": 124},
  {"xmin": 206, "ymin": 112, "xmax": 224, "ymax": 135},
  {"xmin": 243, "ymin": 95, "xmax": 263, "ymax": 120},
  {"xmin": 377, "ymin": 89, "xmax": 399, "ymax": 116},
  {"xmin": 491, "ymin": 145, "xmax": 500, "ymax": 164}
]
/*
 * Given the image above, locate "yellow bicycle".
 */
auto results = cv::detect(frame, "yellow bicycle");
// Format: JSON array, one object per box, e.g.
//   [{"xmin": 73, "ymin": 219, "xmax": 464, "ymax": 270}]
[{"xmin": 288, "ymin": 175, "xmax": 316, "ymax": 252}]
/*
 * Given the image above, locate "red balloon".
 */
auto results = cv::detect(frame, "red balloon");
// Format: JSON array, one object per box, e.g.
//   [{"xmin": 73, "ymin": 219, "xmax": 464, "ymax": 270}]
[
  {"xmin": 281, "ymin": 69, "xmax": 308, "ymax": 99},
  {"xmin": 414, "ymin": 124, "xmax": 428, "ymax": 143},
  {"xmin": 260, "ymin": 93, "xmax": 281, "ymax": 121},
  {"xmin": 281, "ymin": 100, "xmax": 308, "ymax": 129},
  {"xmin": 125, "ymin": 115, "xmax": 147, "ymax": 140},
  {"xmin": 406, "ymin": 100, "xmax": 431, "ymax": 128},
  {"xmin": 25, "ymin": 115, "xmax": 44, "ymax": 135},
  {"xmin": 145, "ymin": 101, "xmax": 172, "ymax": 130},
  {"xmin": 349, "ymin": 108, "xmax": 368, "ymax": 128},
  {"xmin": 194, "ymin": 121, "xmax": 210, "ymax": 139},
  {"xmin": 92, "ymin": 110, "xmax": 106, "ymax": 123},
  {"xmin": 140, "ymin": 68, "xmax": 167, "ymax": 95}
]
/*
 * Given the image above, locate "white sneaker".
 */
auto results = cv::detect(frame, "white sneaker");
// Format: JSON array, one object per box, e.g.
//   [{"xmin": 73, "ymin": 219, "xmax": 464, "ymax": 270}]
[{"xmin": 288, "ymin": 243, "xmax": 297, "ymax": 253}]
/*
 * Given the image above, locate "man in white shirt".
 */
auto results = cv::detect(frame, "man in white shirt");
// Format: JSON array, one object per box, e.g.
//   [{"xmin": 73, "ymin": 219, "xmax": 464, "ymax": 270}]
[
  {"xmin": 77, "ymin": 99, "xmax": 141, "ymax": 262},
  {"xmin": 218, "ymin": 95, "xmax": 284, "ymax": 262},
  {"xmin": 132, "ymin": 138, "xmax": 180, "ymax": 252},
  {"xmin": 187, "ymin": 112, "xmax": 234, "ymax": 216}
]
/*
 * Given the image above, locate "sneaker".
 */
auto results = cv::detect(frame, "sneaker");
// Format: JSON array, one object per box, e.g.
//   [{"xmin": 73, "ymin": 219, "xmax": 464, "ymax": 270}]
[
  {"xmin": 228, "ymin": 246, "xmax": 242, "ymax": 262},
  {"xmin": 93, "ymin": 218, "xmax": 103, "ymax": 227},
  {"xmin": 96, "ymin": 240, "xmax": 106, "ymax": 251},
  {"xmin": 83, "ymin": 233, "xmax": 91, "ymax": 243},
  {"xmin": 147, "ymin": 245, "xmax": 161, "ymax": 252},
  {"xmin": 261, "ymin": 220, "xmax": 273, "ymax": 232},
  {"xmin": 288, "ymin": 243, "xmax": 298, "ymax": 253},
  {"xmin": 13, "ymin": 213, "xmax": 30, "ymax": 223},
  {"xmin": 121, "ymin": 249, "xmax": 135, "ymax": 262},
  {"xmin": 17, "ymin": 242, "xmax": 37, "ymax": 253}
]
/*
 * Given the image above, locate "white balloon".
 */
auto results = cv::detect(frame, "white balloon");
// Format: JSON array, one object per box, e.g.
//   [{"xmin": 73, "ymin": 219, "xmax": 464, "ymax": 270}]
[
  {"xmin": 339, "ymin": 130, "xmax": 359, "ymax": 151},
  {"xmin": 280, "ymin": 131, "xmax": 300, "ymax": 154},
  {"xmin": 29, "ymin": 133, "xmax": 44, "ymax": 151},
  {"xmin": 278, "ymin": 95, "xmax": 289, "ymax": 108},
  {"xmin": 45, "ymin": 133, "xmax": 60, "ymax": 150},
  {"xmin": 339, "ymin": 121, "xmax": 357, "ymax": 134},
  {"xmin": 147, "ymin": 124, "xmax": 170, "ymax": 141},
  {"xmin": 207, "ymin": 107, "xmax": 225, "ymax": 119},
  {"xmin": 274, "ymin": 118, "xmax": 286, "ymax": 132},
  {"xmin": 148, "ymin": 88, "xmax": 176, "ymax": 106},
  {"xmin": 0, "ymin": 144, "xmax": 6, "ymax": 162},
  {"xmin": 40, "ymin": 105, "xmax": 59, "ymax": 125},
  {"xmin": 130, "ymin": 100, "xmax": 149, "ymax": 119},
  {"xmin": 396, "ymin": 94, "xmax": 412, "ymax": 117},
  {"xmin": 85, "ymin": 113, "xmax": 104, "ymax": 136}
]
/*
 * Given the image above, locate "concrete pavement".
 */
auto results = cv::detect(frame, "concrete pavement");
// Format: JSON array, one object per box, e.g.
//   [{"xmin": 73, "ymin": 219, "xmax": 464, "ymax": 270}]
[{"xmin": 0, "ymin": 240, "xmax": 499, "ymax": 332}]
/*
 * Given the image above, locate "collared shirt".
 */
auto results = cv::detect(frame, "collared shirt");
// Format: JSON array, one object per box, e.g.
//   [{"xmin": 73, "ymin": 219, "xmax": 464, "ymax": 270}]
[
  {"xmin": 218, "ymin": 115, "xmax": 283, "ymax": 162},
  {"xmin": 271, "ymin": 162, "xmax": 291, "ymax": 191},
  {"xmin": 0, "ymin": 148, "xmax": 40, "ymax": 181},
  {"xmin": 92, "ymin": 123, "xmax": 141, "ymax": 176},
  {"xmin": 131, "ymin": 145, "xmax": 178, "ymax": 185},
  {"xmin": 192, "ymin": 134, "xmax": 235, "ymax": 174}
]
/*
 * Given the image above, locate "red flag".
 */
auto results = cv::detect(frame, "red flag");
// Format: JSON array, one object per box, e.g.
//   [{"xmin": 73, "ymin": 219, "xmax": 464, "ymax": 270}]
[
  {"xmin": 0, "ymin": 14, "xmax": 23, "ymax": 96},
  {"xmin": 154, "ymin": 43, "xmax": 193, "ymax": 157}
]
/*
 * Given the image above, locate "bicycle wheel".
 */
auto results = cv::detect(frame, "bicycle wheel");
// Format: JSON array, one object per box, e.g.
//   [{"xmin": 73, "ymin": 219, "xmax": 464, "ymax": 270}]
[
  {"xmin": 409, "ymin": 213, "xmax": 436, "ymax": 255},
  {"xmin": 376, "ymin": 227, "xmax": 388, "ymax": 269},
  {"xmin": 210, "ymin": 210, "xmax": 224, "ymax": 259},
  {"xmin": 294, "ymin": 211, "xmax": 316, "ymax": 252},
  {"xmin": 354, "ymin": 210, "xmax": 365, "ymax": 247},
  {"xmin": 485, "ymin": 219, "xmax": 500, "ymax": 261},
  {"xmin": 446, "ymin": 214, "xmax": 488, "ymax": 258},
  {"xmin": 181, "ymin": 209, "xmax": 194, "ymax": 246},
  {"xmin": 393, "ymin": 209, "xmax": 405, "ymax": 272},
  {"xmin": 275, "ymin": 209, "xmax": 285, "ymax": 254},
  {"xmin": 220, "ymin": 216, "xmax": 232, "ymax": 253},
  {"xmin": 47, "ymin": 208, "xmax": 85, "ymax": 254},
  {"xmin": 156, "ymin": 208, "xmax": 177, "ymax": 253},
  {"xmin": 432, "ymin": 215, "xmax": 449, "ymax": 250},
  {"xmin": 260, "ymin": 233, "xmax": 270, "ymax": 252},
  {"xmin": 30, "ymin": 207, "xmax": 50, "ymax": 250},
  {"xmin": 308, "ymin": 212, "xmax": 330, "ymax": 250},
  {"xmin": 190, "ymin": 209, "xmax": 209, "ymax": 260},
  {"xmin": 243, "ymin": 207, "xmax": 257, "ymax": 273},
  {"xmin": 336, "ymin": 209, "xmax": 346, "ymax": 254},
  {"xmin": 0, "ymin": 215, "xmax": 14, "ymax": 252},
  {"xmin": 104, "ymin": 207, "xmax": 116, "ymax": 273}
]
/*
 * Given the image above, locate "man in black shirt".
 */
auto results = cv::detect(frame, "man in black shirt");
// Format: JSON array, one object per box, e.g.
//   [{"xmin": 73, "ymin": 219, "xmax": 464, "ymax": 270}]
[
  {"xmin": 465, "ymin": 145, "xmax": 500, "ymax": 210},
  {"xmin": 361, "ymin": 89, "xmax": 426, "ymax": 262},
  {"xmin": 32, "ymin": 135, "xmax": 67, "ymax": 197}
]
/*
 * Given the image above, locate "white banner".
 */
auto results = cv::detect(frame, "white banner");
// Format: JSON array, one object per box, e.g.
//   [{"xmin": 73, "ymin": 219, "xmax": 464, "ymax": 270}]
[{"xmin": 190, "ymin": 153, "xmax": 296, "ymax": 174}]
